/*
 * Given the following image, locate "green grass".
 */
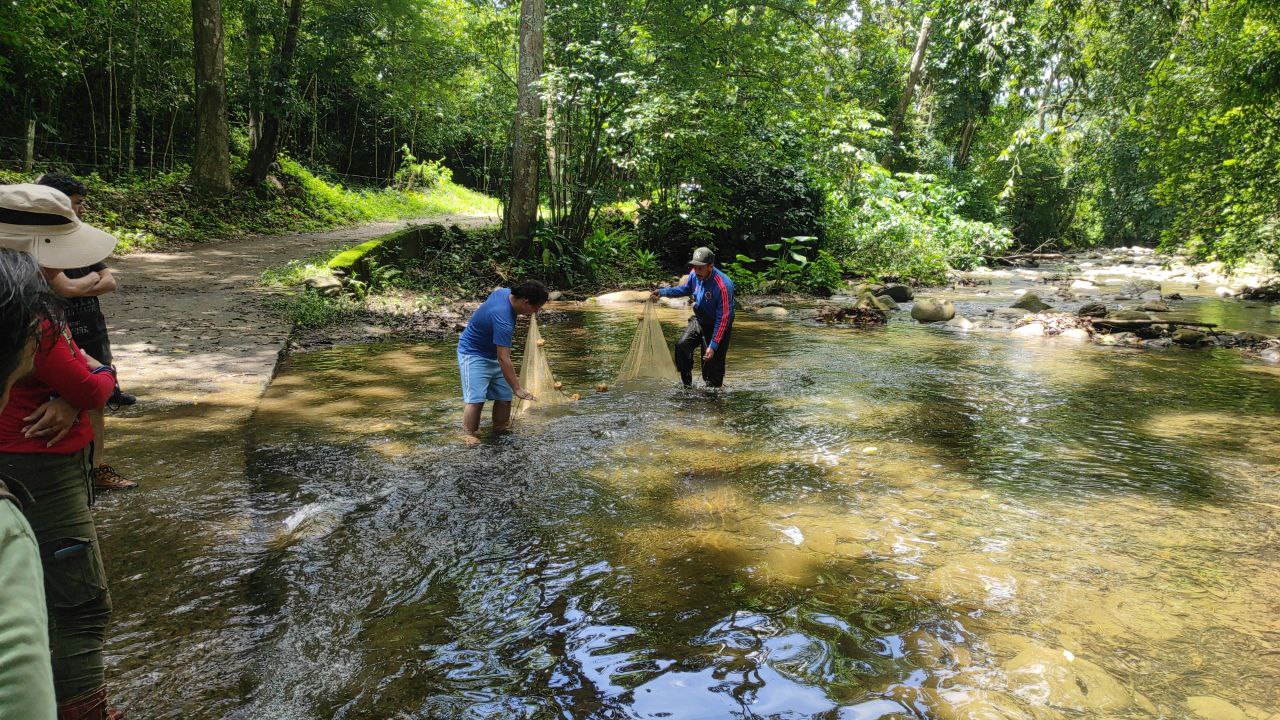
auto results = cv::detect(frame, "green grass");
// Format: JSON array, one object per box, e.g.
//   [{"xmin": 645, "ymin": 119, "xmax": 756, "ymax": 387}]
[{"xmin": 0, "ymin": 157, "xmax": 498, "ymax": 254}]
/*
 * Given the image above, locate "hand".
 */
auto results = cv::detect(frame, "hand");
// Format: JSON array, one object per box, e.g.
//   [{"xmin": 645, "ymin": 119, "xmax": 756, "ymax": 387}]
[
  {"xmin": 23, "ymin": 397, "xmax": 79, "ymax": 447},
  {"xmin": 82, "ymin": 271, "xmax": 101, "ymax": 286},
  {"xmin": 516, "ymin": 388, "xmax": 537, "ymax": 402},
  {"xmin": 703, "ymin": 347, "xmax": 715, "ymax": 361}
]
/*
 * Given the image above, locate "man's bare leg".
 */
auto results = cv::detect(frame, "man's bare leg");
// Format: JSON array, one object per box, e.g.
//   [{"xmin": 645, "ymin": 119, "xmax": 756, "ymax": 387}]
[
  {"xmin": 492, "ymin": 400, "xmax": 512, "ymax": 431},
  {"xmin": 462, "ymin": 402, "xmax": 485, "ymax": 441}
]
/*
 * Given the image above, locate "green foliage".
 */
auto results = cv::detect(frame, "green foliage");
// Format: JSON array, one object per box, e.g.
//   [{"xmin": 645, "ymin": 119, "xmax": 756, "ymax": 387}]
[
  {"xmin": 824, "ymin": 167, "xmax": 1013, "ymax": 283},
  {"xmin": 726, "ymin": 237, "xmax": 843, "ymax": 295},
  {"xmin": 273, "ymin": 290, "xmax": 359, "ymax": 329},
  {"xmin": 394, "ymin": 146, "xmax": 452, "ymax": 191},
  {"xmin": 1, "ymin": 159, "xmax": 495, "ymax": 253}
]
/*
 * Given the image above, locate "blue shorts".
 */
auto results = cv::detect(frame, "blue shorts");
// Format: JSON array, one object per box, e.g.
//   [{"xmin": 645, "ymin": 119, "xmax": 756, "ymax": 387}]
[{"xmin": 458, "ymin": 351, "xmax": 513, "ymax": 404}]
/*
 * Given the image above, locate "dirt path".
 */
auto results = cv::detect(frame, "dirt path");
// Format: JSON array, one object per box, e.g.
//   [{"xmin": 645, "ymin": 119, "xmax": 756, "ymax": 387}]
[{"xmin": 105, "ymin": 214, "xmax": 495, "ymax": 401}]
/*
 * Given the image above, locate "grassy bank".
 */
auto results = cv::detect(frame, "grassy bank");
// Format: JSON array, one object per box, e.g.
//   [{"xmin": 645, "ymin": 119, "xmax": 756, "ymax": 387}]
[{"xmin": 0, "ymin": 157, "xmax": 497, "ymax": 253}]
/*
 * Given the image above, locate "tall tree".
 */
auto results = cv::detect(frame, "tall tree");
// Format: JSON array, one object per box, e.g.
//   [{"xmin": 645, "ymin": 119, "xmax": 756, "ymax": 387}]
[
  {"xmin": 247, "ymin": 0, "xmax": 304, "ymax": 185},
  {"xmin": 883, "ymin": 15, "xmax": 932, "ymax": 166},
  {"xmin": 506, "ymin": 0, "xmax": 545, "ymax": 253},
  {"xmin": 190, "ymin": 0, "xmax": 233, "ymax": 191}
]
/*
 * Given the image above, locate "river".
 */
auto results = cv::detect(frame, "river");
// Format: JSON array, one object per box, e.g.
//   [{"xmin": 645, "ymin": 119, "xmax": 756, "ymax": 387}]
[{"xmin": 99, "ymin": 257, "xmax": 1279, "ymax": 719}]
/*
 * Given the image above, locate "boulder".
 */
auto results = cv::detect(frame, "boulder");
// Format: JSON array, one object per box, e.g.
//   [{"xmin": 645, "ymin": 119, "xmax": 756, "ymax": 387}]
[
  {"xmin": 946, "ymin": 316, "xmax": 974, "ymax": 331},
  {"xmin": 755, "ymin": 306, "xmax": 789, "ymax": 318},
  {"xmin": 1241, "ymin": 283, "xmax": 1280, "ymax": 301},
  {"xmin": 877, "ymin": 283, "xmax": 914, "ymax": 302},
  {"xmin": 851, "ymin": 283, "xmax": 885, "ymax": 297},
  {"xmin": 657, "ymin": 296, "xmax": 688, "ymax": 309},
  {"xmin": 1011, "ymin": 293, "xmax": 1052, "ymax": 312},
  {"xmin": 992, "ymin": 307, "xmax": 1031, "ymax": 320},
  {"xmin": 1077, "ymin": 302, "xmax": 1108, "ymax": 318},
  {"xmin": 872, "ymin": 293, "xmax": 899, "ymax": 311},
  {"xmin": 1012, "ymin": 322, "xmax": 1045, "ymax": 338},
  {"xmin": 1070, "ymin": 279, "xmax": 1097, "ymax": 290},
  {"xmin": 1231, "ymin": 331, "xmax": 1270, "ymax": 346},
  {"xmin": 1138, "ymin": 300, "xmax": 1169, "ymax": 312},
  {"xmin": 911, "ymin": 298, "xmax": 956, "ymax": 323},
  {"xmin": 1111, "ymin": 310, "xmax": 1153, "ymax": 321},
  {"xmin": 1260, "ymin": 348, "xmax": 1280, "ymax": 363},
  {"xmin": 547, "ymin": 290, "xmax": 564, "ymax": 301},
  {"xmin": 303, "ymin": 274, "xmax": 343, "ymax": 297},
  {"xmin": 1172, "ymin": 328, "xmax": 1210, "ymax": 346},
  {"xmin": 1097, "ymin": 332, "xmax": 1139, "ymax": 347},
  {"xmin": 594, "ymin": 290, "xmax": 653, "ymax": 304},
  {"xmin": 1215, "ymin": 286, "xmax": 1236, "ymax": 298},
  {"xmin": 1166, "ymin": 292, "xmax": 1184, "ymax": 300},
  {"xmin": 1059, "ymin": 328, "xmax": 1091, "ymax": 341}
]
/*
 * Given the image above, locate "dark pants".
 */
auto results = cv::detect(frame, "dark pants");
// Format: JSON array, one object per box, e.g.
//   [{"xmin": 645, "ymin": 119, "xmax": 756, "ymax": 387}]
[
  {"xmin": 0, "ymin": 449, "xmax": 111, "ymax": 702},
  {"xmin": 675, "ymin": 316, "xmax": 733, "ymax": 388}
]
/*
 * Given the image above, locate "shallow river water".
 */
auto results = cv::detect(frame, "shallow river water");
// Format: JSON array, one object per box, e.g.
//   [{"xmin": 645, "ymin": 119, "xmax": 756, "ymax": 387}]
[{"xmin": 101, "ymin": 270, "xmax": 1279, "ymax": 719}]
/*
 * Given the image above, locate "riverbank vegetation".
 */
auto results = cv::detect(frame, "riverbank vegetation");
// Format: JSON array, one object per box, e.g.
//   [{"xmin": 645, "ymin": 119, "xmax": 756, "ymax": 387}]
[{"xmin": 3, "ymin": 0, "xmax": 1276, "ymax": 282}]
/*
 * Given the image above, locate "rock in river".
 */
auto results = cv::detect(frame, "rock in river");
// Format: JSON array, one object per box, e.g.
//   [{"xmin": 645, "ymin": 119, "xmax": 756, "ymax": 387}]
[
  {"xmin": 946, "ymin": 316, "xmax": 974, "ymax": 331},
  {"xmin": 1012, "ymin": 322, "xmax": 1046, "ymax": 338},
  {"xmin": 755, "ymin": 306, "xmax": 789, "ymax": 318},
  {"xmin": 1172, "ymin": 328, "xmax": 1210, "ymax": 346},
  {"xmin": 1011, "ymin": 293, "xmax": 1052, "ymax": 312},
  {"xmin": 1138, "ymin": 300, "xmax": 1169, "ymax": 312},
  {"xmin": 912, "ymin": 298, "xmax": 955, "ymax": 323},
  {"xmin": 1077, "ymin": 302, "xmax": 1108, "ymax": 318},
  {"xmin": 877, "ymin": 283, "xmax": 914, "ymax": 302},
  {"xmin": 594, "ymin": 290, "xmax": 652, "ymax": 304}
]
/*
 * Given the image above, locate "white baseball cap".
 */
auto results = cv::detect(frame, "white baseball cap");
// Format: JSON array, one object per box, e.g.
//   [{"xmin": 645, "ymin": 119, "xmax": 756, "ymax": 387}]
[{"xmin": 0, "ymin": 184, "xmax": 118, "ymax": 269}]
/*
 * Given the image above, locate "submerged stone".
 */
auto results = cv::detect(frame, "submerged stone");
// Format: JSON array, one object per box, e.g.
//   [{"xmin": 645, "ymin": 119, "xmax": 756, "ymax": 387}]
[
  {"xmin": 1186, "ymin": 696, "xmax": 1247, "ymax": 720},
  {"xmin": 1012, "ymin": 322, "xmax": 1046, "ymax": 338},
  {"xmin": 1001, "ymin": 637, "xmax": 1132, "ymax": 712},
  {"xmin": 1172, "ymin": 328, "xmax": 1209, "ymax": 346}
]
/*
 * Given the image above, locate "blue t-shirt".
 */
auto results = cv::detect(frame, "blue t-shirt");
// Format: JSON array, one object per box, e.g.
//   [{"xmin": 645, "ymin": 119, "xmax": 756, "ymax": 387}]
[{"xmin": 458, "ymin": 288, "xmax": 516, "ymax": 359}]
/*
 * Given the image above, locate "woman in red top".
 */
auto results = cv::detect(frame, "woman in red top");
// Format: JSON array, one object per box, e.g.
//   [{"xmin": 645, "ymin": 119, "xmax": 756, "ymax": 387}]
[{"xmin": 0, "ymin": 318, "xmax": 120, "ymax": 719}]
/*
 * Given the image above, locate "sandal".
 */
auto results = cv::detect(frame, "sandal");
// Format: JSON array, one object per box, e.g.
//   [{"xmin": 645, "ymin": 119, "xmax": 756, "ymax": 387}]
[{"xmin": 92, "ymin": 464, "xmax": 139, "ymax": 491}]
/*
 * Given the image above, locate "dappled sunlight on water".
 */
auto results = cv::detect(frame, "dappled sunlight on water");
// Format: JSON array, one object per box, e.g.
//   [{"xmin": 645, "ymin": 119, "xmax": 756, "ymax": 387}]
[{"xmin": 101, "ymin": 300, "xmax": 1280, "ymax": 719}]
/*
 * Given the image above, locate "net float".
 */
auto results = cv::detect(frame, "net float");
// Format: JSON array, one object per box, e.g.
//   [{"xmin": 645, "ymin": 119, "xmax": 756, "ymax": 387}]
[
  {"xmin": 553, "ymin": 381, "xmax": 562, "ymax": 390},
  {"xmin": 596, "ymin": 383, "xmax": 609, "ymax": 392},
  {"xmin": 569, "ymin": 393, "xmax": 581, "ymax": 401},
  {"xmin": 536, "ymin": 338, "xmax": 546, "ymax": 347}
]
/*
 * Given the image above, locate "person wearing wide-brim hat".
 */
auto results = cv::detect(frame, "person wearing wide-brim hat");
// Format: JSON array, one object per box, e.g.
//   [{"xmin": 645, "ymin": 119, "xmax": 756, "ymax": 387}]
[
  {"xmin": 651, "ymin": 246, "xmax": 736, "ymax": 388},
  {"xmin": 0, "ymin": 184, "xmax": 126, "ymax": 719}
]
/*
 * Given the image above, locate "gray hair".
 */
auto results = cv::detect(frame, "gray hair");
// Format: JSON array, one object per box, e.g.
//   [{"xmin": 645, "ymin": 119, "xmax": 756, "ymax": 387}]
[{"xmin": 0, "ymin": 247, "xmax": 63, "ymax": 384}]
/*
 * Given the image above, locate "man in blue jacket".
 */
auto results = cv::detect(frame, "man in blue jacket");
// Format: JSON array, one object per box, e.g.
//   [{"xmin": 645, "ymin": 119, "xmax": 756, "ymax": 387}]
[{"xmin": 652, "ymin": 247, "xmax": 735, "ymax": 388}]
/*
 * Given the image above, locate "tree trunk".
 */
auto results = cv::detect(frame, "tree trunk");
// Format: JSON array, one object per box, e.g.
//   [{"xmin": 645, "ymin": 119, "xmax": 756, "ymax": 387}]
[
  {"xmin": 955, "ymin": 115, "xmax": 977, "ymax": 167},
  {"xmin": 1037, "ymin": 60, "xmax": 1058, "ymax": 131},
  {"xmin": 24, "ymin": 117, "xmax": 35, "ymax": 172},
  {"xmin": 506, "ymin": 0, "xmax": 545, "ymax": 254},
  {"xmin": 883, "ymin": 15, "xmax": 932, "ymax": 167},
  {"xmin": 544, "ymin": 76, "xmax": 562, "ymax": 226},
  {"xmin": 247, "ymin": 0, "xmax": 304, "ymax": 185},
  {"xmin": 190, "ymin": 0, "xmax": 234, "ymax": 192}
]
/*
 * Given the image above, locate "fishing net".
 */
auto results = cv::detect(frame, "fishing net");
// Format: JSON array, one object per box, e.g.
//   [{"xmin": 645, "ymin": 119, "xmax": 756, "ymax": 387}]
[
  {"xmin": 616, "ymin": 300, "xmax": 681, "ymax": 384},
  {"xmin": 514, "ymin": 316, "xmax": 567, "ymax": 417}
]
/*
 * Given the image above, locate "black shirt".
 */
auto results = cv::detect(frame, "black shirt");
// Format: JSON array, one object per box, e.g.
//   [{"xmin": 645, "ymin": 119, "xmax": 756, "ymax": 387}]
[{"xmin": 61, "ymin": 263, "xmax": 110, "ymax": 343}]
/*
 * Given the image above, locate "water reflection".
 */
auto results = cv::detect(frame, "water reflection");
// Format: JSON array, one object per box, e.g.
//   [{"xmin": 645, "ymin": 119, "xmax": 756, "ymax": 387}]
[{"xmin": 104, "ymin": 300, "xmax": 1280, "ymax": 719}]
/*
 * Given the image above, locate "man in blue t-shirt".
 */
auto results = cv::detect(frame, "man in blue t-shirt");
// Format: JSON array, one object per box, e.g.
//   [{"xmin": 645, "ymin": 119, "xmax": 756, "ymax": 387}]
[
  {"xmin": 652, "ymin": 246, "xmax": 736, "ymax": 388},
  {"xmin": 457, "ymin": 280, "xmax": 550, "ymax": 437}
]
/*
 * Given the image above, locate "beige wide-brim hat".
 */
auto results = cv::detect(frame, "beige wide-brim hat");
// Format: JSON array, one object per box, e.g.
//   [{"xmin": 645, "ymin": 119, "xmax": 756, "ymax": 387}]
[{"xmin": 0, "ymin": 184, "xmax": 118, "ymax": 269}]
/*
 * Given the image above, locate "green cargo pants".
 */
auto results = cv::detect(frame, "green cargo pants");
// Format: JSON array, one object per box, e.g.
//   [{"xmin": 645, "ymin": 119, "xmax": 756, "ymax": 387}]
[{"xmin": 0, "ymin": 449, "xmax": 112, "ymax": 703}]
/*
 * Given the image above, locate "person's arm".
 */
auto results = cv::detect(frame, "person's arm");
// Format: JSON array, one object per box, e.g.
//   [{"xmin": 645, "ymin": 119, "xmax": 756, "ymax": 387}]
[
  {"xmin": 81, "ymin": 268, "xmax": 117, "ymax": 297},
  {"xmin": 496, "ymin": 346, "xmax": 534, "ymax": 401},
  {"xmin": 45, "ymin": 271, "xmax": 101, "ymax": 298},
  {"xmin": 31, "ymin": 326, "xmax": 115, "ymax": 411},
  {"xmin": 655, "ymin": 272, "xmax": 695, "ymax": 299},
  {"xmin": 706, "ymin": 273, "xmax": 734, "ymax": 356}
]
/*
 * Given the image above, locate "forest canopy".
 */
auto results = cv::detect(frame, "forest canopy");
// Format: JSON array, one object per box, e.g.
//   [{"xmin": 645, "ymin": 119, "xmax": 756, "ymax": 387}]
[{"xmin": 1, "ymin": 0, "xmax": 1276, "ymax": 282}]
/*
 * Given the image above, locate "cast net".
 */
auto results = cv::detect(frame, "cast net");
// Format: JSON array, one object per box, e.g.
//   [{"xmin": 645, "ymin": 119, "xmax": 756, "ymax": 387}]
[
  {"xmin": 616, "ymin": 300, "xmax": 681, "ymax": 384},
  {"xmin": 514, "ymin": 316, "xmax": 567, "ymax": 417}
]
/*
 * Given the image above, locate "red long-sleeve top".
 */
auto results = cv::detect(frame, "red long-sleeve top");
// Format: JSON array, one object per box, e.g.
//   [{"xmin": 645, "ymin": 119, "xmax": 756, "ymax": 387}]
[{"xmin": 0, "ymin": 321, "xmax": 115, "ymax": 455}]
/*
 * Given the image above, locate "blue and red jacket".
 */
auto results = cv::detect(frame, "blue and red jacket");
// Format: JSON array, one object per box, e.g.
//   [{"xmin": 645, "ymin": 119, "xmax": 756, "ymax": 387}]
[{"xmin": 658, "ymin": 267, "xmax": 736, "ymax": 350}]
